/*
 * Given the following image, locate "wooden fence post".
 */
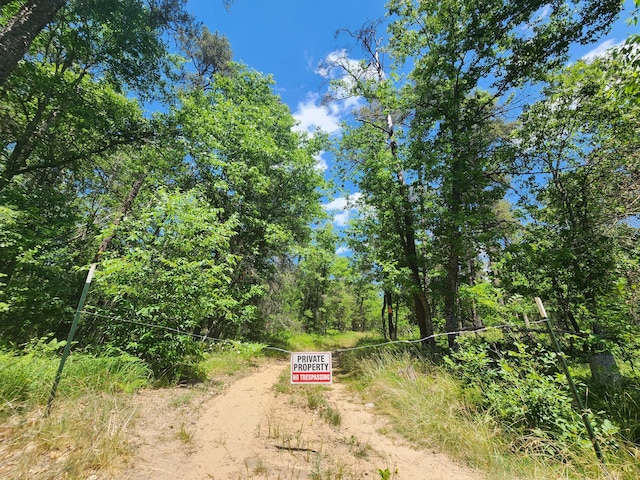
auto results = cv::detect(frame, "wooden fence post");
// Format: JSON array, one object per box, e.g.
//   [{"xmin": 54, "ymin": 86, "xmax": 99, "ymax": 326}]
[{"xmin": 534, "ymin": 297, "xmax": 605, "ymax": 464}]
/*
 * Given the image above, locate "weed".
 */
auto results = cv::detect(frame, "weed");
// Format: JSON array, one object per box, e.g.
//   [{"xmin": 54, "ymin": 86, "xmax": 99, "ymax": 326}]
[
  {"xmin": 275, "ymin": 368, "xmax": 292, "ymax": 394},
  {"xmin": 169, "ymin": 391, "xmax": 195, "ymax": 408},
  {"xmin": 301, "ymin": 386, "xmax": 341, "ymax": 426},
  {"xmin": 285, "ymin": 331, "xmax": 372, "ymax": 353},
  {"xmin": 201, "ymin": 341, "xmax": 265, "ymax": 377},
  {"xmin": 0, "ymin": 349, "xmax": 151, "ymax": 479},
  {"xmin": 265, "ymin": 411, "xmax": 283, "ymax": 439},
  {"xmin": 251, "ymin": 457, "xmax": 268, "ymax": 475},
  {"xmin": 306, "ymin": 388, "xmax": 324, "ymax": 410},
  {"xmin": 377, "ymin": 467, "xmax": 399, "ymax": 479},
  {"xmin": 356, "ymin": 349, "xmax": 640, "ymax": 480},
  {"xmin": 177, "ymin": 422, "xmax": 194, "ymax": 443},
  {"xmin": 345, "ymin": 435, "xmax": 370, "ymax": 458},
  {"xmin": 320, "ymin": 405, "xmax": 341, "ymax": 426}
]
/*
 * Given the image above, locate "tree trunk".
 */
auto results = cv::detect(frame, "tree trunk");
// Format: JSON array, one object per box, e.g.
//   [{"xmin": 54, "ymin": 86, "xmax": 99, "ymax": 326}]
[
  {"xmin": 444, "ymin": 247, "xmax": 459, "ymax": 349},
  {"xmin": 589, "ymin": 352, "xmax": 621, "ymax": 388},
  {"xmin": 381, "ymin": 294, "xmax": 388, "ymax": 340},
  {"xmin": 468, "ymin": 258, "xmax": 482, "ymax": 329},
  {"xmin": 0, "ymin": 0, "xmax": 68, "ymax": 86},
  {"xmin": 384, "ymin": 290, "xmax": 396, "ymax": 341},
  {"xmin": 397, "ymin": 183, "xmax": 434, "ymax": 346},
  {"xmin": 393, "ymin": 296, "xmax": 399, "ymax": 340},
  {"xmin": 443, "ymin": 143, "xmax": 464, "ymax": 349},
  {"xmin": 92, "ymin": 174, "xmax": 146, "ymax": 262}
]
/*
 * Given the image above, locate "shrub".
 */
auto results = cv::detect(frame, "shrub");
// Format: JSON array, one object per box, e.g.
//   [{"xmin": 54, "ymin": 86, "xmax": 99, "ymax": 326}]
[{"xmin": 444, "ymin": 337, "xmax": 617, "ymax": 454}]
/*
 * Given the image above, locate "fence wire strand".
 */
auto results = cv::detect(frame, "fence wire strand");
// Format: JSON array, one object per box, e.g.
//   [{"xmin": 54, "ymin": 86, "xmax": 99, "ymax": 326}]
[{"xmin": 80, "ymin": 309, "xmax": 547, "ymax": 355}]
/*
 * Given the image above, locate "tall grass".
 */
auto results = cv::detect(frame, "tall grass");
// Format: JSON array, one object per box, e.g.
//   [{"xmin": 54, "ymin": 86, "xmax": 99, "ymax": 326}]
[
  {"xmin": 0, "ymin": 338, "xmax": 282, "ymax": 479},
  {"xmin": 0, "ymin": 350, "xmax": 150, "ymax": 416},
  {"xmin": 352, "ymin": 350, "xmax": 640, "ymax": 480},
  {"xmin": 0, "ymin": 347, "xmax": 150, "ymax": 479}
]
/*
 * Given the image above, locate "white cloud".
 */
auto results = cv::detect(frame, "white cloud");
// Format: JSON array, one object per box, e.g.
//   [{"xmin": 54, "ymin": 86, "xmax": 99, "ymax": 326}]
[
  {"xmin": 336, "ymin": 246, "xmax": 351, "ymax": 256},
  {"xmin": 536, "ymin": 5, "xmax": 552, "ymax": 23},
  {"xmin": 323, "ymin": 192, "xmax": 363, "ymax": 227},
  {"xmin": 323, "ymin": 192, "xmax": 362, "ymax": 211},
  {"xmin": 316, "ymin": 50, "xmax": 374, "ymax": 108},
  {"xmin": 293, "ymin": 50, "xmax": 377, "ymax": 136},
  {"xmin": 581, "ymin": 39, "xmax": 625, "ymax": 62},
  {"xmin": 313, "ymin": 151, "xmax": 328, "ymax": 172},
  {"xmin": 323, "ymin": 197, "xmax": 348, "ymax": 211},
  {"xmin": 521, "ymin": 5, "xmax": 553, "ymax": 35},
  {"xmin": 333, "ymin": 211, "xmax": 351, "ymax": 227},
  {"xmin": 293, "ymin": 93, "xmax": 341, "ymax": 134},
  {"xmin": 316, "ymin": 49, "xmax": 378, "ymax": 83}
]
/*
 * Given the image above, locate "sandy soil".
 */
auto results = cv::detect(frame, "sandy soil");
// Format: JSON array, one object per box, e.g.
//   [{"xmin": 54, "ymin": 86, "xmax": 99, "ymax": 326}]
[{"xmin": 122, "ymin": 360, "xmax": 483, "ymax": 480}]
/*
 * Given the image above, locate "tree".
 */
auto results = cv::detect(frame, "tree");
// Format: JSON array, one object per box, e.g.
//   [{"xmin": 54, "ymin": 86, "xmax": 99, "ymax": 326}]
[
  {"xmin": 329, "ymin": 22, "xmax": 436, "ymax": 345},
  {"xmin": 0, "ymin": 0, "xmax": 195, "ymax": 344},
  {"xmin": 386, "ymin": 0, "xmax": 623, "ymax": 348},
  {"xmin": 503, "ymin": 56, "xmax": 640, "ymax": 383},
  {"xmin": 295, "ymin": 225, "xmax": 339, "ymax": 333},
  {"xmin": 0, "ymin": 0, "xmax": 67, "ymax": 86},
  {"xmin": 91, "ymin": 188, "xmax": 239, "ymax": 379},
  {"xmin": 0, "ymin": 67, "xmax": 150, "ymax": 193},
  {"xmin": 174, "ymin": 64, "xmax": 327, "ymax": 335},
  {"xmin": 180, "ymin": 25, "xmax": 233, "ymax": 88},
  {"xmin": 0, "ymin": 0, "xmax": 219, "ymax": 87}
]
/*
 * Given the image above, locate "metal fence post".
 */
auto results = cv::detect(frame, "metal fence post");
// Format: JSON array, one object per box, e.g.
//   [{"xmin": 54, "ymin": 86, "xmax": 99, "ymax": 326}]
[{"xmin": 45, "ymin": 263, "xmax": 97, "ymax": 416}]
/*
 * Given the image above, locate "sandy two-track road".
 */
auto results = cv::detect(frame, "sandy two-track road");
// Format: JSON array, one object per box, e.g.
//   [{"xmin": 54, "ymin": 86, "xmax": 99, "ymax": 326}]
[{"xmin": 122, "ymin": 360, "xmax": 483, "ymax": 480}]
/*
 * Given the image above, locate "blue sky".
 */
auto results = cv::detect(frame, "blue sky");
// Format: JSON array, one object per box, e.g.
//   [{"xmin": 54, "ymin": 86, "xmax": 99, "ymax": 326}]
[{"xmin": 186, "ymin": 0, "xmax": 639, "ymax": 235}]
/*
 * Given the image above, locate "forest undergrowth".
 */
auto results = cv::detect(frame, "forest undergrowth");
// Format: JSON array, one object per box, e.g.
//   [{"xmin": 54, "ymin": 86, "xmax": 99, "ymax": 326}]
[
  {"xmin": 339, "ymin": 333, "xmax": 640, "ymax": 480},
  {"xmin": 2, "ymin": 331, "xmax": 640, "ymax": 479}
]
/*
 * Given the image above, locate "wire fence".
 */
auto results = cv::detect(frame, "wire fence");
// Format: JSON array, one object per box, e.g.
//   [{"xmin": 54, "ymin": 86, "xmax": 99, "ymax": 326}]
[{"xmin": 79, "ymin": 308, "xmax": 548, "ymax": 356}]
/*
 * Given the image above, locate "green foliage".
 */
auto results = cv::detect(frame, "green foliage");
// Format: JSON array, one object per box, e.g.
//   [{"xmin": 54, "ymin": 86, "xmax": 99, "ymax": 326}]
[
  {"xmin": 174, "ymin": 65, "xmax": 327, "ymax": 339},
  {"xmin": 91, "ymin": 188, "xmax": 239, "ymax": 381},
  {"xmin": 377, "ymin": 469, "xmax": 389, "ymax": 480},
  {"xmin": 257, "ymin": 225, "xmax": 380, "ymax": 337},
  {"xmin": 354, "ymin": 347, "xmax": 640, "ymax": 479},
  {"xmin": 444, "ymin": 337, "xmax": 621, "ymax": 455},
  {"xmin": 0, "ymin": 338, "xmax": 150, "ymax": 417},
  {"xmin": 281, "ymin": 330, "xmax": 374, "ymax": 353},
  {"xmin": 503, "ymin": 56, "xmax": 640, "ymax": 347},
  {"xmin": 0, "ymin": 31, "xmax": 158, "ymax": 344},
  {"xmin": 573, "ymin": 366, "xmax": 640, "ymax": 444},
  {"xmin": 180, "ymin": 26, "xmax": 233, "ymax": 85},
  {"xmin": 46, "ymin": 0, "xmax": 192, "ymax": 94}
]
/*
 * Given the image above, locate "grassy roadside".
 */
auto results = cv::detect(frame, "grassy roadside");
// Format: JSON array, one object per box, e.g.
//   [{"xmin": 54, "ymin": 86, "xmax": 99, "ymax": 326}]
[
  {"xmin": 281, "ymin": 332, "xmax": 640, "ymax": 480},
  {"xmin": 4, "ymin": 331, "xmax": 639, "ymax": 480},
  {"xmin": 0, "ymin": 347, "xmax": 150, "ymax": 480},
  {"xmin": 0, "ymin": 340, "xmax": 265, "ymax": 480},
  {"xmin": 342, "ymin": 348, "xmax": 640, "ymax": 480}
]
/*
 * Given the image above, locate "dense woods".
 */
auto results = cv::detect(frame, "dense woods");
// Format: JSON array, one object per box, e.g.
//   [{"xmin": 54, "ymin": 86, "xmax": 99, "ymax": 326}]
[{"xmin": 2, "ymin": 0, "xmax": 640, "ymax": 476}]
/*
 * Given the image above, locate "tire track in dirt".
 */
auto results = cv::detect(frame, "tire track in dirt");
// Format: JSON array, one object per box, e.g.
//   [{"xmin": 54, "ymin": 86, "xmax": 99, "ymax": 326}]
[{"xmin": 124, "ymin": 360, "xmax": 483, "ymax": 480}]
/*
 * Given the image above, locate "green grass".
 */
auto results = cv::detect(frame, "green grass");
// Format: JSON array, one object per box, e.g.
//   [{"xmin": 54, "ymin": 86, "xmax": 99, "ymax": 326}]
[
  {"xmin": 200, "ymin": 340, "xmax": 265, "ymax": 377},
  {"xmin": 0, "ymin": 349, "xmax": 151, "ymax": 417},
  {"xmin": 274, "ymin": 330, "xmax": 376, "ymax": 353},
  {"xmin": 352, "ymin": 350, "xmax": 640, "ymax": 480},
  {"xmin": 6, "ymin": 332, "xmax": 639, "ymax": 480},
  {"xmin": 0, "ymin": 339, "xmax": 266, "ymax": 479},
  {"xmin": 0, "ymin": 347, "xmax": 151, "ymax": 480}
]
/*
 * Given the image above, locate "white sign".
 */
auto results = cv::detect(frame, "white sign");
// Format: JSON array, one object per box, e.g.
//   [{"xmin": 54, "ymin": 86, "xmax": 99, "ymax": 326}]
[{"xmin": 291, "ymin": 352, "xmax": 332, "ymax": 384}]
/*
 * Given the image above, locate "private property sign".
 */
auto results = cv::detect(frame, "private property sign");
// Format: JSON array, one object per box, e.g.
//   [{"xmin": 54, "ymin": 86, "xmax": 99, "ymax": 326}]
[{"xmin": 291, "ymin": 352, "xmax": 332, "ymax": 384}]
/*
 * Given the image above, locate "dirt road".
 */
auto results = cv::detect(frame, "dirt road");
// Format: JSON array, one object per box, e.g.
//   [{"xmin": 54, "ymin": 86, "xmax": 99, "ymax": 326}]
[{"xmin": 123, "ymin": 360, "xmax": 483, "ymax": 480}]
